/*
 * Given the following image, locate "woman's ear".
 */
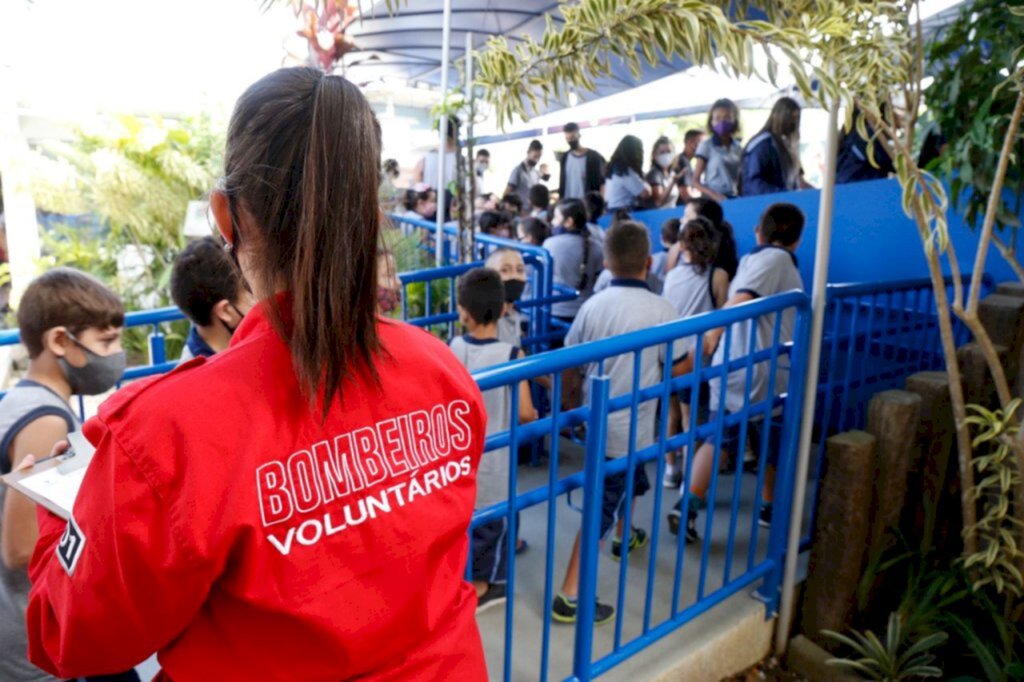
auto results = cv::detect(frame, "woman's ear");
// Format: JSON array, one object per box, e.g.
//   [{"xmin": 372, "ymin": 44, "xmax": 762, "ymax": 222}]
[{"xmin": 210, "ymin": 191, "xmax": 234, "ymax": 247}]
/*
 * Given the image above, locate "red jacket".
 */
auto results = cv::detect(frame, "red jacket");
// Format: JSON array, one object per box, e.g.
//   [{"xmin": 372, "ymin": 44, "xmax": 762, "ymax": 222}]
[{"xmin": 26, "ymin": 300, "xmax": 488, "ymax": 681}]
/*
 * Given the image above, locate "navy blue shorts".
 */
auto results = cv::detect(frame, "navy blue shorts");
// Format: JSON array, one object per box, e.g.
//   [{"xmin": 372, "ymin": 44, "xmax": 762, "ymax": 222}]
[
  {"xmin": 704, "ymin": 411, "xmax": 783, "ymax": 467},
  {"xmin": 600, "ymin": 460, "xmax": 651, "ymax": 539},
  {"xmin": 470, "ymin": 517, "xmax": 509, "ymax": 584}
]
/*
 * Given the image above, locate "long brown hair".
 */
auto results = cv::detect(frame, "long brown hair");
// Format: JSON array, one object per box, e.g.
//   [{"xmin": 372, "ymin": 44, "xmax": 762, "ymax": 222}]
[{"xmin": 223, "ymin": 67, "xmax": 382, "ymax": 411}]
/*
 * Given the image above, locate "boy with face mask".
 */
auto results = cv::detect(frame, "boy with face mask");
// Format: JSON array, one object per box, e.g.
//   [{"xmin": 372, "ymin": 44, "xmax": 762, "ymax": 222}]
[
  {"xmin": 170, "ymin": 237, "xmax": 253, "ymax": 360},
  {"xmin": 0, "ymin": 267, "xmax": 125, "ymax": 681}
]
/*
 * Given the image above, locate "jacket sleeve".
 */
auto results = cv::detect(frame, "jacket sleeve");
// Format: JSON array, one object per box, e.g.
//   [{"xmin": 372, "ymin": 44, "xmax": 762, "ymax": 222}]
[
  {"xmin": 741, "ymin": 139, "xmax": 786, "ymax": 196},
  {"xmin": 25, "ymin": 415, "xmax": 216, "ymax": 678}
]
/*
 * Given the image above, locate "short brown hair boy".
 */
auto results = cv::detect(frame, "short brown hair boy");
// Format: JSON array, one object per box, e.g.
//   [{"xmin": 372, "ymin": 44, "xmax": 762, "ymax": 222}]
[{"xmin": 17, "ymin": 268, "xmax": 125, "ymax": 358}]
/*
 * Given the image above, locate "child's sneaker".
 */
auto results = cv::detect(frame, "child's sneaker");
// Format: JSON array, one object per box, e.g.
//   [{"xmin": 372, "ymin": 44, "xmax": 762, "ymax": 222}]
[
  {"xmin": 610, "ymin": 527, "xmax": 648, "ymax": 561},
  {"xmin": 551, "ymin": 593, "xmax": 615, "ymax": 625},
  {"xmin": 662, "ymin": 462, "xmax": 682, "ymax": 488},
  {"xmin": 758, "ymin": 502, "xmax": 773, "ymax": 529},
  {"xmin": 476, "ymin": 583, "xmax": 507, "ymax": 614},
  {"xmin": 667, "ymin": 498, "xmax": 700, "ymax": 544}
]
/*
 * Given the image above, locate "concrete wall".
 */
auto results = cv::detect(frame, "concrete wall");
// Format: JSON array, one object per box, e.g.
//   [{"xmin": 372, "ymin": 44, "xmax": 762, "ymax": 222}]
[{"xmin": 602, "ymin": 178, "xmax": 1021, "ymax": 287}]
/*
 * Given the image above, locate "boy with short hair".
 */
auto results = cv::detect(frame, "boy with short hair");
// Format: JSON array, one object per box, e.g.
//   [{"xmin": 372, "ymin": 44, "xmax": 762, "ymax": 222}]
[
  {"xmin": 667, "ymin": 203, "xmax": 806, "ymax": 543},
  {"xmin": 449, "ymin": 268, "xmax": 537, "ymax": 614},
  {"xmin": 170, "ymin": 237, "xmax": 252, "ymax": 360},
  {"xmin": 552, "ymin": 221, "xmax": 687, "ymax": 625},
  {"xmin": 528, "ymin": 184, "xmax": 551, "ymax": 219},
  {"xmin": 0, "ymin": 268, "xmax": 126, "ymax": 681}
]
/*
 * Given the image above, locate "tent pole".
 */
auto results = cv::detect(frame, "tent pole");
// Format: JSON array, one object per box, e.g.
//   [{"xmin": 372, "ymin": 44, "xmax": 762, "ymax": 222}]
[
  {"xmin": 774, "ymin": 94, "xmax": 841, "ymax": 656},
  {"xmin": 434, "ymin": 0, "xmax": 453, "ymax": 264},
  {"xmin": 463, "ymin": 31, "xmax": 475, "ymax": 264}
]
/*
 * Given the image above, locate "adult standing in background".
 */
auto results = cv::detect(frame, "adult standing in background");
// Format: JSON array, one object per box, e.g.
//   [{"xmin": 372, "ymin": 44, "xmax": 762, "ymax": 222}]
[
  {"xmin": 674, "ymin": 129, "xmax": 704, "ymax": 205},
  {"xmin": 646, "ymin": 136, "xmax": 680, "ymax": 208},
  {"xmin": 559, "ymin": 122, "xmax": 605, "ymax": 200},
  {"xmin": 604, "ymin": 135, "xmax": 652, "ymax": 211},
  {"xmin": 692, "ymin": 98, "xmax": 743, "ymax": 202},
  {"xmin": 473, "ymin": 148, "xmax": 491, "ymax": 199},
  {"xmin": 741, "ymin": 97, "xmax": 812, "ymax": 196},
  {"xmin": 23, "ymin": 67, "xmax": 488, "ymax": 681},
  {"xmin": 506, "ymin": 140, "xmax": 543, "ymax": 209},
  {"xmin": 835, "ymin": 108, "xmax": 896, "ymax": 184},
  {"xmin": 417, "ymin": 117, "xmax": 460, "ymax": 222}
]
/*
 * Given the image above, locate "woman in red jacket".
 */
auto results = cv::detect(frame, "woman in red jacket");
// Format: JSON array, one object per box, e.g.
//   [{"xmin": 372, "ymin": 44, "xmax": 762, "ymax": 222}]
[{"xmin": 23, "ymin": 68, "xmax": 489, "ymax": 681}]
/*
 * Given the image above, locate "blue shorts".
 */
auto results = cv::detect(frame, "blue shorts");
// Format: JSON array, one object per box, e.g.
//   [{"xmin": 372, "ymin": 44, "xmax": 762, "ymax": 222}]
[
  {"xmin": 600, "ymin": 460, "xmax": 651, "ymax": 539},
  {"xmin": 704, "ymin": 411, "xmax": 783, "ymax": 467}
]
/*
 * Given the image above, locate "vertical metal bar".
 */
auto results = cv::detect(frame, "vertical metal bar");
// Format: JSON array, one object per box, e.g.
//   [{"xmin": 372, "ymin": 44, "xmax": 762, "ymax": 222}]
[
  {"xmin": 613, "ymin": 351, "xmax": 642, "ymax": 650},
  {"xmin": 434, "ymin": 0, "xmax": 453, "ymax": 264},
  {"xmin": 539, "ymin": 372, "xmax": 563, "ymax": 682},
  {"xmin": 148, "ymin": 328, "xmax": 166, "ymax": 365},
  {"xmin": 725, "ymin": 316, "xmax": 759, "ymax": 584},
  {"xmin": 698, "ymin": 325, "xmax": 731, "ymax": 601},
  {"xmin": 774, "ymin": 92, "xmax": 840, "ymax": 656},
  {"xmin": 643, "ymin": 340, "xmax": 674, "ymax": 633},
  {"xmin": 748, "ymin": 312, "xmax": 783, "ymax": 571},
  {"xmin": 572, "ymin": 375, "xmax": 611, "ymax": 682},
  {"xmin": 503, "ymin": 379, "xmax": 520, "ymax": 682},
  {"xmin": 463, "ymin": 31, "xmax": 476, "ymax": 265},
  {"xmin": 671, "ymin": 333, "xmax": 704, "ymax": 617}
]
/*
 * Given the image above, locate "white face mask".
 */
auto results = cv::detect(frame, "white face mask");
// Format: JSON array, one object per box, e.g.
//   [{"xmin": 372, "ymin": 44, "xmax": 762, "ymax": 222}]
[{"xmin": 657, "ymin": 152, "xmax": 674, "ymax": 169}]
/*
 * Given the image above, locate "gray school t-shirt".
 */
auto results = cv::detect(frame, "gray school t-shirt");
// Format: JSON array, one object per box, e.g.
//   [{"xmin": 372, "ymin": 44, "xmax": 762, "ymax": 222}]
[
  {"xmin": 604, "ymin": 169, "xmax": 646, "ymax": 210},
  {"xmin": 0, "ymin": 381, "xmax": 77, "ymax": 682},
  {"xmin": 563, "ymin": 152, "xmax": 588, "ymax": 200},
  {"xmin": 695, "ymin": 136, "xmax": 742, "ymax": 198},
  {"xmin": 566, "ymin": 282, "xmax": 680, "ymax": 457},
  {"xmin": 448, "ymin": 336, "xmax": 519, "ymax": 507},
  {"xmin": 709, "ymin": 246, "xmax": 804, "ymax": 414},
  {"xmin": 543, "ymin": 231, "xmax": 605, "ymax": 318},
  {"xmin": 507, "ymin": 162, "xmax": 540, "ymax": 206}
]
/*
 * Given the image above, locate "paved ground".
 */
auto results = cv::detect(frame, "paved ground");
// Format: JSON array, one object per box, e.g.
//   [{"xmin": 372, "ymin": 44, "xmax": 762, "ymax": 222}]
[{"xmin": 477, "ymin": 436, "xmax": 785, "ymax": 682}]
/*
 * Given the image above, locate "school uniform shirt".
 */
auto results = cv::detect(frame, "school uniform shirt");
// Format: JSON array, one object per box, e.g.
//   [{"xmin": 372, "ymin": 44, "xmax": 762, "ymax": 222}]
[
  {"xmin": 25, "ymin": 297, "xmax": 489, "ymax": 682},
  {"xmin": 178, "ymin": 326, "xmax": 215, "ymax": 362},
  {"xmin": 593, "ymin": 268, "xmax": 662, "ymax": 295},
  {"xmin": 644, "ymin": 166, "xmax": 677, "ymax": 208},
  {"xmin": 662, "ymin": 262, "xmax": 719, "ymax": 319},
  {"xmin": 543, "ymin": 231, "xmax": 605, "ymax": 319},
  {"xmin": 835, "ymin": 126, "xmax": 894, "ymax": 184},
  {"xmin": 566, "ymin": 280, "xmax": 681, "ymax": 457},
  {"xmin": 448, "ymin": 335, "xmax": 519, "ymax": 508},
  {"xmin": 507, "ymin": 161, "xmax": 540, "ymax": 207},
  {"xmin": 604, "ymin": 169, "xmax": 646, "ymax": 210},
  {"xmin": 497, "ymin": 309, "xmax": 527, "ymax": 349},
  {"xmin": 709, "ymin": 246, "xmax": 804, "ymax": 415},
  {"xmin": 740, "ymin": 132, "xmax": 799, "ymax": 196},
  {"xmin": 695, "ymin": 135, "xmax": 742, "ymax": 198}
]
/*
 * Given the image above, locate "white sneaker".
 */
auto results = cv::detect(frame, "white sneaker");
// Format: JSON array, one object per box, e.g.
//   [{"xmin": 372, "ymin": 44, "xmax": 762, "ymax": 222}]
[{"xmin": 662, "ymin": 463, "xmax": 682, "ymax": 488}]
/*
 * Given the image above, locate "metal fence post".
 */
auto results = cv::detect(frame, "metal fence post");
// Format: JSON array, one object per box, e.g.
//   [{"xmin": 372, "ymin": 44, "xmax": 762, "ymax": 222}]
[
  {"xmin": 758, "ymin": 302, "xmax": 812, "ymax": 610},
  {"xmin": 148, "ymin": 328, "xmax": 167, "ymax": 366},
  {"xmin": 571, "ymin": 375, "xmax": 610, "ymax": 682}
]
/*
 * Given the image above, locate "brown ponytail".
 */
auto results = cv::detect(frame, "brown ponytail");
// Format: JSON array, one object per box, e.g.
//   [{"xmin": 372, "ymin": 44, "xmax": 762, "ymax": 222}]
[{"xmin": 223, "ymin": 67, "xmax": 382, "ymax": 412}]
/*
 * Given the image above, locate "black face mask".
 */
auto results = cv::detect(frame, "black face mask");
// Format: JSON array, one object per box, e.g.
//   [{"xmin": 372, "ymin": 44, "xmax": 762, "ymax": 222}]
[
  {"xmin": 503, "ymin": 279, "xmax": 526, "ymax": 303},
  {"xmin": 568, "ymin": 139, "xmax": 581, "ymax": 151},
  {"xmin": 526, "ymin": 159, "xmax": 538, "ymax": 168},
  {"xmin": 541, "ymin": 173, "xmax": 551, "ymax": 182},
  {"xmin": 222, "ymin": 303, "xmax": 246, "ymax": 336}
]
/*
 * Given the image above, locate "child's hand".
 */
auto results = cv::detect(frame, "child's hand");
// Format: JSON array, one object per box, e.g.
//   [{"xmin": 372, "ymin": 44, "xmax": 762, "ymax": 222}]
[{"xmin": 14, "ymin": 441, "xmax": 69, "ymax": 472}]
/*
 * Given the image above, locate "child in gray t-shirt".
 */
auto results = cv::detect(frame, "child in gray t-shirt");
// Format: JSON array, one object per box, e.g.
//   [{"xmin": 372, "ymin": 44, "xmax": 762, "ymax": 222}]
[
  {"xmin": 552, "ymin": 221, "xmax": 688, "ymax": 626},
  {"xmin": 449, "ymin": 268, "xmax": 537, "ymax": 614},
  {"xmin": 668, "ymin": 203, "xmax": 805, "ymax": 544}
]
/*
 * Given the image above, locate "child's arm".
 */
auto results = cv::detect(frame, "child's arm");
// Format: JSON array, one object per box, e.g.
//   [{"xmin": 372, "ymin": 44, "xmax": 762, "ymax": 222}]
[
  {"xmin": 711, "ymin": 268, "xmax": 730, "ymax": 308},
  {"xmin": 1, "ymin": 416, "xmax": 69, "ymax": 570},
  {"xmin": 517, "ymin": 379, "xmax": 538, "ymax": 423},
  {"xmin": 703, "ymin": 291, "xmax": 756, "ymax": 354},
  {"xmin": 664, "ymin": 241, "xmax": 683, "ymax": 272}
]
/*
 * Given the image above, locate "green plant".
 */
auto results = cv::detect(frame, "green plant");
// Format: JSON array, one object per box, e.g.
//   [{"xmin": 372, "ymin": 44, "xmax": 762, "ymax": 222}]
[
  {"xmin": 963, "ymin": 399, "xmax": 1024, "ymax": 597},
  {"xmin": 925, "ymin": 0, "xmax": 1024, "ymax": 234},
  {"xmin": 823, "ymin": 612, "xmax": 947, "ymax": 680}
]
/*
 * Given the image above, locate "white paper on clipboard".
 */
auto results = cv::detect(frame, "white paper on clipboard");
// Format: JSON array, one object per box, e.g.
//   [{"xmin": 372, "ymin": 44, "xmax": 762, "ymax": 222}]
[{"xmin": 1, "ymin": 430, "xmax": 96, "ymax": 519}]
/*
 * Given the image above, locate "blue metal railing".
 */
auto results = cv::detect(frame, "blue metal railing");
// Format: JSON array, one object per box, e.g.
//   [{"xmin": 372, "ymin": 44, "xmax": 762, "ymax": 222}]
[
  {"xmin": 470, "ymin": 290, "xmax": 812, "ymax": 681},
  {"xmin": 801, "ymin": 273, "xmax": 993, "ymax": 549},
  {"xmin": 389, "ymin": 213, "xmax": 571, "ymax": 350}
]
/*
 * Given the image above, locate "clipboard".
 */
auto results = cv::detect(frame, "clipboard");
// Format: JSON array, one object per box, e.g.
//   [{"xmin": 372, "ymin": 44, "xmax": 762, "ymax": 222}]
[{"xmin": 0, "ymin": 430, "xmax": 96, "ymax": 520}]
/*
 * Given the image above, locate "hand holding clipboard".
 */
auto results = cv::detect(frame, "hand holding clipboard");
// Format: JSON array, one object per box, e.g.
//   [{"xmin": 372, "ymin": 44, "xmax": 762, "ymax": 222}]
[{"xmin": 1, "ymin": 431, "xmax": 96, "ymax": 520}]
